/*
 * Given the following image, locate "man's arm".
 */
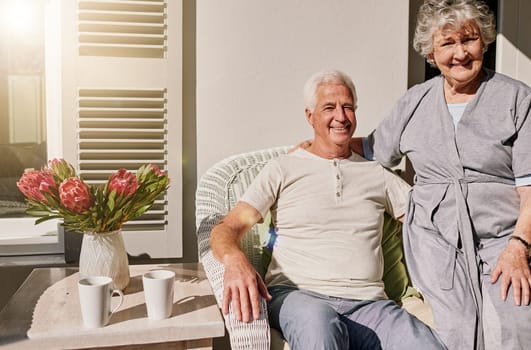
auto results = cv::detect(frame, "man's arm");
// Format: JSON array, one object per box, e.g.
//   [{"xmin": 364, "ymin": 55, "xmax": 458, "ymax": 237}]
[
  {"xmin": 382, "ymin": 168, "xmax": 411, "ymax": 222},
  {"xmin": 210, "ymin": 201, "xmax": 272, "ymax": 322}
]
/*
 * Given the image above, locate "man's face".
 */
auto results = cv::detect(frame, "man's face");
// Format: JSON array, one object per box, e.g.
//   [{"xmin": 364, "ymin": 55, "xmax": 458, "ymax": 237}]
[{"xmin": 306, "ymin": 83, "xmax": 356, "ymax": 147}]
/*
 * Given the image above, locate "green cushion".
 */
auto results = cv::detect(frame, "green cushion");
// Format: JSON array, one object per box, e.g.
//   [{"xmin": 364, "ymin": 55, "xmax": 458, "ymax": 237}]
[
  {"xmin": 381, "ymin": 212, "xmax": 411, "ymax": 303},
  {"xmin": 257, "ymin": 212, "xmax": 273, "ymax": 277},
  {"xmin": 259, "ymin": 212, "xmax": 413, "ymax": 303}
]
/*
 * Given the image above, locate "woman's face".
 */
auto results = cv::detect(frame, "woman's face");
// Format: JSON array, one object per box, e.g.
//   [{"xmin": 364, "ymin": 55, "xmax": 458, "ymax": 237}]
[{"xmin": 430, "ymin": 21, "xmax": 485, "ymax": 89}]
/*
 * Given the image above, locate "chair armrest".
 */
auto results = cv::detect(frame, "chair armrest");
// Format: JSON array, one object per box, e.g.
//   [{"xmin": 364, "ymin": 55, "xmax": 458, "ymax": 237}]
[
  {"xmin": 201, "ymin": 250, "xmax": 271, "ymax": 349},
  {"xmin": 195, "ymin": 146, "xmax": 291, "ymax": 349},
  {"xmin": 197, "ymin": 213, "xmax": 272, "ymax": 350}
]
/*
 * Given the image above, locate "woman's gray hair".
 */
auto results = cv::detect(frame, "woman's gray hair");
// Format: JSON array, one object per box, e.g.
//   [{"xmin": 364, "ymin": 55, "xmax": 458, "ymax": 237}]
[
  {"xmin": 303, "ymin": 70, "xmax": 357, "ymax": 113},
  {"xmin": 413, "ymin": 0, "xmax": 496, "ymax": 63}
]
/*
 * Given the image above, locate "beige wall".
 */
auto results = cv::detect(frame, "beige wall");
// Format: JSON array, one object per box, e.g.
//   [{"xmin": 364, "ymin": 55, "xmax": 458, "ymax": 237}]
[{"xmin": 195, "ymin": 0, "xmax": 410, "ymax": 177}]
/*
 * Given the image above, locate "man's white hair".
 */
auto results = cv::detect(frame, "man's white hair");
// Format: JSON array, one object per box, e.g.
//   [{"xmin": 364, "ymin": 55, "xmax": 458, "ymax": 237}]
[{"xmin": 303, "ymin": 70, "xmax": 358, "ymax": 113}]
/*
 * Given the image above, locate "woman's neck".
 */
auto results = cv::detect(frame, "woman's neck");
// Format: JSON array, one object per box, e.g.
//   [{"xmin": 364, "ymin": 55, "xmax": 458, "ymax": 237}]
[{"xmin": 443, "ymin": 71, "xmax": 484, "ymax": 104}]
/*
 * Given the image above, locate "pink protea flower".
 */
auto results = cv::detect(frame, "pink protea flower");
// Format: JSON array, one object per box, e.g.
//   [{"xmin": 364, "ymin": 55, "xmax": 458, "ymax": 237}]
[
  {"xmin": 17, "ymin": 169, "xmax": 56, "ymax": 203},
  {"xmin": 149, "ymin": 164, "xmax": 166, "ymax": 177},
  {"xmin": 44, "ymin": 158, "xmax": 76, "ymax": 180},
  {"xmin": 108, "ymin": 169, "xmax": 139, "ymax": 196},
  {"xmin": 45, "ymin": 158, "xmax": 63, "ymax": 170},
  {"xmin": 58, "ymin": 177, "xmax": 93, "ymax": 214}
]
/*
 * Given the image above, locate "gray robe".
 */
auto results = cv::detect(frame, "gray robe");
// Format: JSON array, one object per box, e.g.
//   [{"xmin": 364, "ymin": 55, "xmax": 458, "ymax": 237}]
[{"xmin": 373, "ymin": 69, "xmax": 531, "ymax": 350}]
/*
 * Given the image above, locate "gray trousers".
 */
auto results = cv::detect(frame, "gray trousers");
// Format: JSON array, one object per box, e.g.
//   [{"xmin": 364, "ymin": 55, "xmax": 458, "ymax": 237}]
[{"xmin": 267, "ymin": 286, "xmax": 446, "ymax": 350}]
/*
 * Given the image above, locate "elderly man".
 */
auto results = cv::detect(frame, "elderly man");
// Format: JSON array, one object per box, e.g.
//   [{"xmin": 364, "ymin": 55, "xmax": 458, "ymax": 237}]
[{"xmin": 210, "ymin": 70, "xmax": 445, "ymax": 349}]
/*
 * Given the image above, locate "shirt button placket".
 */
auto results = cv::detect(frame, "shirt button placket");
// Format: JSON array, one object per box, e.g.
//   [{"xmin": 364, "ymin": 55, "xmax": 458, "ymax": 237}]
[{"xmin": 334, "ymin": 160, "xmax": 342, "ymax": 201}]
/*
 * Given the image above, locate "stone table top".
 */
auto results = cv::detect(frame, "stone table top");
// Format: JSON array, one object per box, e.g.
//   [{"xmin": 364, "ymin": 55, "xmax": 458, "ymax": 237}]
[{"xmin": 0, "ymin": 263, "xmax": 225, "ymax": 349}]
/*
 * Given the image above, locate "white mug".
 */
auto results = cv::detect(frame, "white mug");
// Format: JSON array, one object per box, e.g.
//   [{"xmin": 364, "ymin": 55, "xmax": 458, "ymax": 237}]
[
  {"xmin": 142, "ymin": 269, "xmax": 175, "ymax": 320},
  {"xmin": 78, "ymin": 276, "xmax": 124, "ymax": 328}
]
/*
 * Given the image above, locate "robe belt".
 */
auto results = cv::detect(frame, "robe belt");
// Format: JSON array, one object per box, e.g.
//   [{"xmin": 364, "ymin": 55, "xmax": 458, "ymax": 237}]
[{"xmin": 410, "ymin": 174, "xmax": 514, "ymax": 350}]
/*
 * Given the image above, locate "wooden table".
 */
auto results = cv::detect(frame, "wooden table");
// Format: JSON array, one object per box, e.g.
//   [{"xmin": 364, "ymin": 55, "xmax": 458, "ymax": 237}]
[{"xmin": 0, "ymin": 263, "xmax": 225, "ymax": 349}]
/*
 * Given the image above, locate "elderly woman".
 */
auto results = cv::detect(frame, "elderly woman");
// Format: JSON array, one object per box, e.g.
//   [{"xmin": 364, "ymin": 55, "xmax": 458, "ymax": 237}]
[{"xmin": 363, "ymin": 0, "xmax": 531, "ymax": 349}]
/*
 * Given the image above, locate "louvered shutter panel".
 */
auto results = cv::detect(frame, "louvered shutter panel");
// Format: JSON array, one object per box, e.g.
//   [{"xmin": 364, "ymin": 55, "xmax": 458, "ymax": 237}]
[
  {"xmin": 60, "ymin": 0, "xmax": 182, "ymax": 257},
  {"xmin": 78, "ymin": 0, "xmax": 166, "ymax": 58},
  {"xmin": 77, "ymin": 88, "xmax": 167, "ymax": 231}
]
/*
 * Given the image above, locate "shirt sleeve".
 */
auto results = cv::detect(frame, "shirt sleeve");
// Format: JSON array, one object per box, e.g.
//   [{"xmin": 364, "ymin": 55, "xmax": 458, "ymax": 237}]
[
  {"xmin": 239, "ymin": 160, "xmax": 283, "ymax": 221},
  {"xmin": 515, "ymin": 174, "xmax": 531, "ymax": 187},
  {"xmin": 383, "ymin": 169, "xmax": 411, "ymax": 219}
]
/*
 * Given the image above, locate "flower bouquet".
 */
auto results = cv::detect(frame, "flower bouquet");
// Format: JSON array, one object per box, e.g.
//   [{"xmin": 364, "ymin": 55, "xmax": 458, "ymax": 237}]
[
  {"xmin": 16, "ymin": 159, "xmax": 169, "ymax": 233},
  {"xmin": 17, "ymin": 159, "xmax": 170, "ymax": 289}
]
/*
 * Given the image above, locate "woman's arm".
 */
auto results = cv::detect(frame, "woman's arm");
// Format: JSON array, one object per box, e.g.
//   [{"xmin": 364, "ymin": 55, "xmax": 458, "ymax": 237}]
[{"xmin": 491, "ymin": 185, "xmax": 531, "ymax": 306}]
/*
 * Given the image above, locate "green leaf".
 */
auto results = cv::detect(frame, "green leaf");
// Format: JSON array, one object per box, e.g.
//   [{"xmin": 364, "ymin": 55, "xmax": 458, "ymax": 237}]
[
  {"xmin": 35, "ymin": 215, "xmax": 62, "ymax": 224},
  {"xmin": 107, "ymin": 190, "xmax": 116, "ymax": 211}
]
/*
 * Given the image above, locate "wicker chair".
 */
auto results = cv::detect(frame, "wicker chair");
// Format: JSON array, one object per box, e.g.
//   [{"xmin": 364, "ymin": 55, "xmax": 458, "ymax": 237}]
[{"xmin": 195, "ymin": 146, "xmax": 433, "ymax": 350}]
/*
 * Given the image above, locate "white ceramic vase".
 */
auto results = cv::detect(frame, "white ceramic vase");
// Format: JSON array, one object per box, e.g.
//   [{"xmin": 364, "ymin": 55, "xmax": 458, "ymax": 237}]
[{"xmin": 78, "ymin": 230, "xmax": 130, "ymax": 290}]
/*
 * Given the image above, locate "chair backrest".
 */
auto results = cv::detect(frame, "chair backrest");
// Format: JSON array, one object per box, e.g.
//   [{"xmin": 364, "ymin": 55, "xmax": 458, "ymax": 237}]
[{"xmin": 196, "ymin": 146, "xmax": 290, "ymax": 276}]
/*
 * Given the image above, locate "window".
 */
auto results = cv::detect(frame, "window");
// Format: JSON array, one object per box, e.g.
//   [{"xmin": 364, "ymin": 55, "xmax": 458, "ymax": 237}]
[
  {"xmin": 1, "ymin": 0, "xmax": 183, "ymax": 260},
  {"xmin": 0, "ymin": 0, "xmax": 63, "ymax": 257}
]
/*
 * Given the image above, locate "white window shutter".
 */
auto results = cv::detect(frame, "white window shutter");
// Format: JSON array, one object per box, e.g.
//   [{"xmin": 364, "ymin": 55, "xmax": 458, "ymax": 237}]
[
  {"xmin": 77, "ymin": 88, "xmax": 168, "ymax": 231},
  {"xmin": 60, "ymin": 0, "xmax": 182, "ymax": 258},
  {"xmin": 78, "ymin": 0, "xmax": 166, "ymax": 58}
]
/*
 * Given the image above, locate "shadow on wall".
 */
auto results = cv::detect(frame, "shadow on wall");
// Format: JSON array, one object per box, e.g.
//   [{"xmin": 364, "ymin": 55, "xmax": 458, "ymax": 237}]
[
  {"xmin": 182, "ymin": 0, "xmax": 199, "ymax": 264},
  {"xmin": 498, "ymin": 0, "xmax": 531, "ymax": 61}
]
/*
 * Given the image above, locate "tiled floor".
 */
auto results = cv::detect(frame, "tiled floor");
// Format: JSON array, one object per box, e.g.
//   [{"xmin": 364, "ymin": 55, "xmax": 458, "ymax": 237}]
[
  {"xmin": 1, "ymin": 265, "xmax": 38, "ymax": 311},
  {"xmin": 1, "ymin": 258, "xmax": 72, "ymax": 311}
]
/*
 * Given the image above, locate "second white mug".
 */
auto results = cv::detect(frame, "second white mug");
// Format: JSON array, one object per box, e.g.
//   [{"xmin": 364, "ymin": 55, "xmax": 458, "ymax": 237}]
[{"xmin": 143, "ymin": 269, "xmax": 175, "ymax": 320}]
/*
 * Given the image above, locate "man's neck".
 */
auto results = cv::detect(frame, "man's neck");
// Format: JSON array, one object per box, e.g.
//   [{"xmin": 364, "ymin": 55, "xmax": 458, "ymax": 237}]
[{"xmin": 307, "ymin": 142, "xmax": 352, "ymax": 159}]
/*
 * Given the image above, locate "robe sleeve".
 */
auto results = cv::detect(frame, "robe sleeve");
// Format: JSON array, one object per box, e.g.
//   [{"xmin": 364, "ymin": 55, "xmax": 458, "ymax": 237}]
[
  {"xmin": 373, "ymin": 81, "xmax": 434, "ymax": 169},
  {"xmin": 512, "ymin": 90, "xmax": 531, "ymax": 179}
]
